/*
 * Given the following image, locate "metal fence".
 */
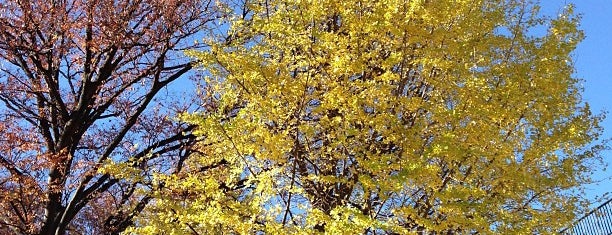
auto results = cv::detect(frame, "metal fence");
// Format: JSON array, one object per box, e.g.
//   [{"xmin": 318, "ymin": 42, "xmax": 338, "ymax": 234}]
[{"xmin": 561, "ymin": 198, "xmax": 612, "ymax": 235}]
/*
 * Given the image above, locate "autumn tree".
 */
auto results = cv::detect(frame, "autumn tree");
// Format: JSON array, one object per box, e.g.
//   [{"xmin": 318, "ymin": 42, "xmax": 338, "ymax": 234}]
[
  {"xmin": 0, "ymin": 0, "xmax": 219, "ymax": 234},
  {"xmin": 128, "ymin": 0, "xmax": 605, "ymax": 234}
]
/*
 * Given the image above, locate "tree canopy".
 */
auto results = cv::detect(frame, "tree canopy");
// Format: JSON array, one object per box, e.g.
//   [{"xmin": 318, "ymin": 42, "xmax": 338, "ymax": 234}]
[
  {"xmin": 0, "ymin": 0, "xmax": 217, "ymax": 234},
  {"xmin": 126, "ymin": 0, "xmax": 606, "ymax": 234},
  {"xmin": 0, "ymin": 0, "xmax": 606, "ymax": 234}
]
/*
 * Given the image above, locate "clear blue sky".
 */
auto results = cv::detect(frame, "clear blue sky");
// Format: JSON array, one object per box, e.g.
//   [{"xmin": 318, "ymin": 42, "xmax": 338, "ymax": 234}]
[{"xmin": 542, "ymin": 1, "xmax": 612, "ymax": 205}]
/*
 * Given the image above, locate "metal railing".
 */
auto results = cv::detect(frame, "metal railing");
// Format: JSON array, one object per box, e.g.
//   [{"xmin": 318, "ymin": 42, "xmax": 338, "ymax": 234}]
[{"xmin": 561, "ymin": 197, "xmax": 612, "ymax": 235}]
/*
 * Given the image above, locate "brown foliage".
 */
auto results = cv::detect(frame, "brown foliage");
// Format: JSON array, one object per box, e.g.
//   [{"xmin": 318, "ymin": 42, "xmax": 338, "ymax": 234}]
[{"xmin": 0, "ymin": 0, "xmax": 218, "ymax": 234}]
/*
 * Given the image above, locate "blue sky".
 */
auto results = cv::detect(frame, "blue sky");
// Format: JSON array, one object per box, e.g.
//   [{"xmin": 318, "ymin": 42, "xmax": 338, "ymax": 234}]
[{"xmin": 542, "ymin": 1, "xmax": 612, "ymax": 204}]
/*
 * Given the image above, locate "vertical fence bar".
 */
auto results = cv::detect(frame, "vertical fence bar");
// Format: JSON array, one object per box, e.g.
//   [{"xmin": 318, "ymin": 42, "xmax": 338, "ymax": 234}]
[{"xmin": 561, "ymin": 197, "xmax": 612, "ymax": 235}]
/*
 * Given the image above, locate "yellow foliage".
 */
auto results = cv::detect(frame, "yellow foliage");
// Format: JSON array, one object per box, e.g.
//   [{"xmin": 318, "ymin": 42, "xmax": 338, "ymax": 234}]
[{"xmin": 127, "ymin": 0, "xmax": 604, "ymax": 234}]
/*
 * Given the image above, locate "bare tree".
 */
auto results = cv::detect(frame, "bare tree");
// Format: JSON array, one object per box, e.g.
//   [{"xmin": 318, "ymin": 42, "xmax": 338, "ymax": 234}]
[{"xmin": 0, "ymin": 0, "xmax": 218, "ymax": 234}]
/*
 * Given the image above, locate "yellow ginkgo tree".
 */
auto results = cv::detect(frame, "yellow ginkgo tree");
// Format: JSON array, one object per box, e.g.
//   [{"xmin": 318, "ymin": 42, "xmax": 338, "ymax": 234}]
[{"xmin": 127, "ymin": 0, "xmax": 605, "ymax": 234}]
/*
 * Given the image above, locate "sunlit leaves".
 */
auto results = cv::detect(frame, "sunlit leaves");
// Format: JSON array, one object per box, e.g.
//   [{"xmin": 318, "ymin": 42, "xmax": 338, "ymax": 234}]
[{"xmin": 130, "ymin": 0, "xmax": 604, "ymax": 234}]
